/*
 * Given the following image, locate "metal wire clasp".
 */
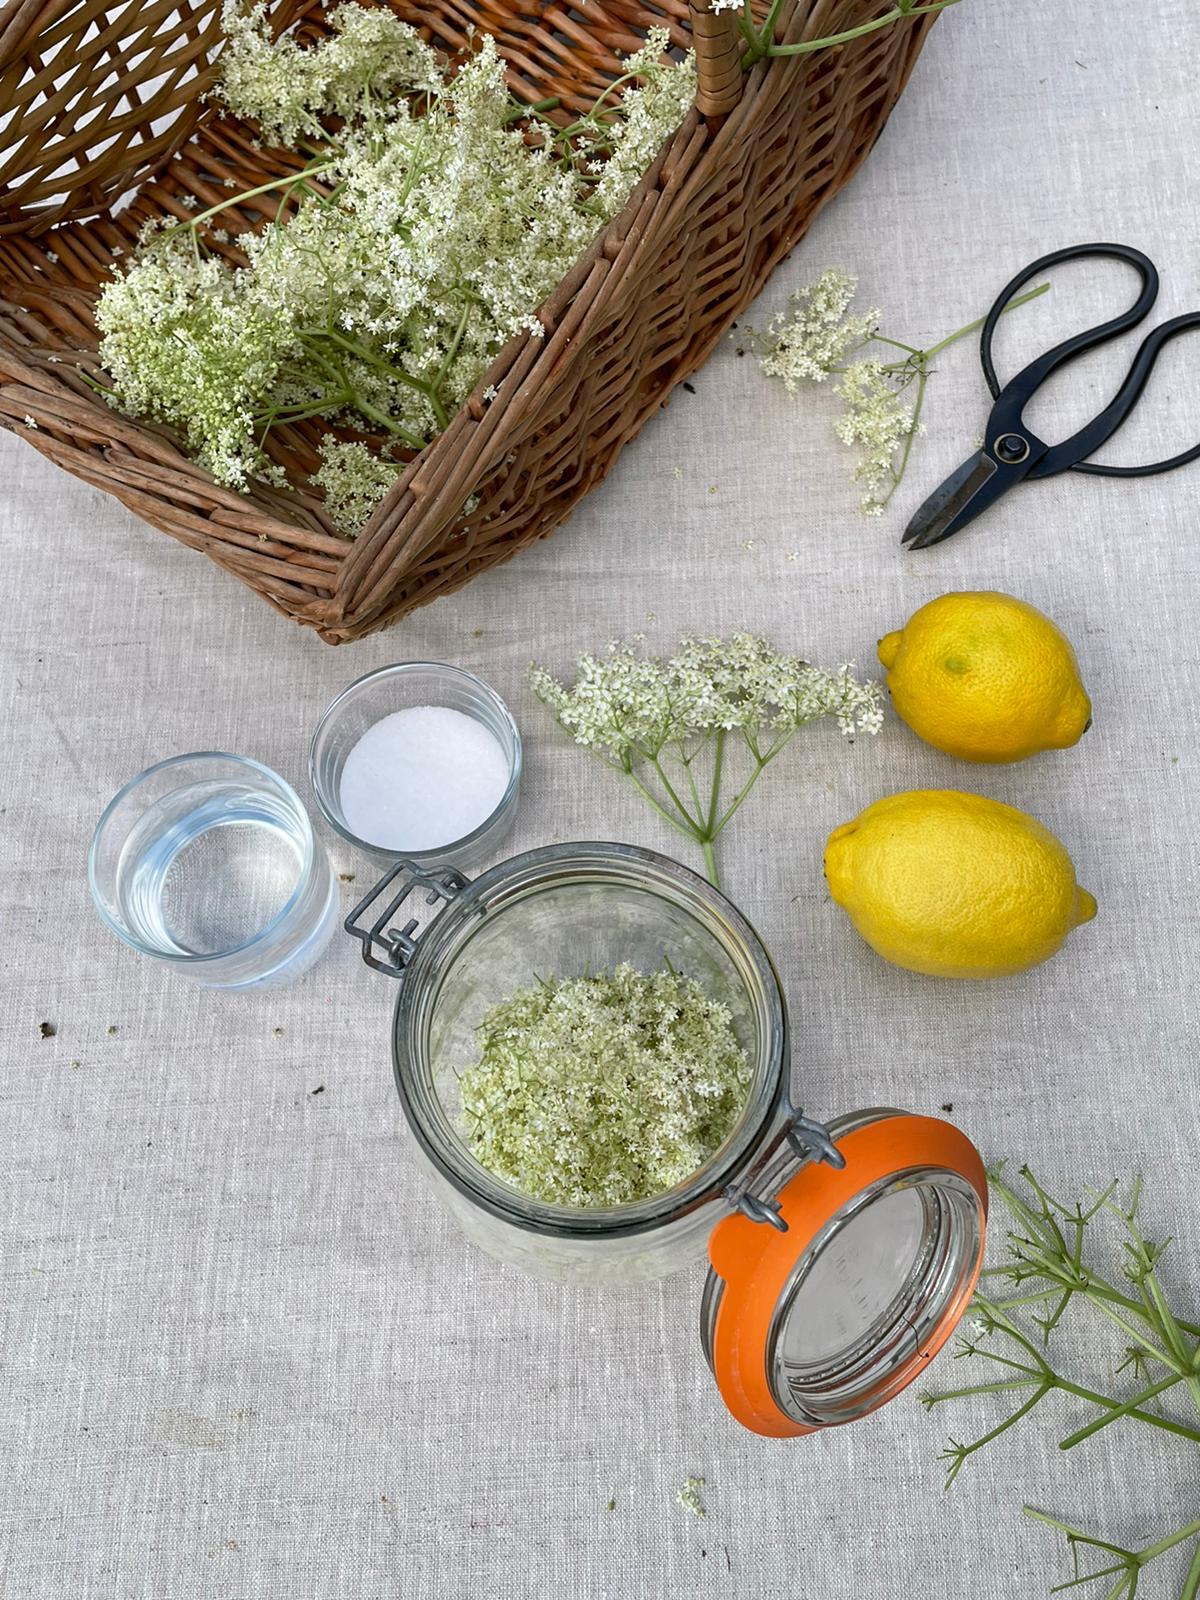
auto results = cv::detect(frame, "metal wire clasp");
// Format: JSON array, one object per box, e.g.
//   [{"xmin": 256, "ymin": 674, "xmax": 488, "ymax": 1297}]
[
  {"xmin": 344, "ymin": 861, "xmax": 469, "ymax": 977},
  {"xmin": 722, "ymin": 1099, "xmax": 846, "ymax": 1233}
]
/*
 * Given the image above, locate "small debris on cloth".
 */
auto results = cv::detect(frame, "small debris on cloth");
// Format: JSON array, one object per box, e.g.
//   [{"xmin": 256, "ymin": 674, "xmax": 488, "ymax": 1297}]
[{"xmin": 677, "ymin": 1477, "xmax": 706, "ymax": 1518}]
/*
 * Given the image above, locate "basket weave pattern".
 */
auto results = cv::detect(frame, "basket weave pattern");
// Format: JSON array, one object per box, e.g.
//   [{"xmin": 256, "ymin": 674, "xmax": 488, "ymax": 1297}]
[{"xmin": 0, "ymin": 0, "xmax": 933, "ymax": 642}]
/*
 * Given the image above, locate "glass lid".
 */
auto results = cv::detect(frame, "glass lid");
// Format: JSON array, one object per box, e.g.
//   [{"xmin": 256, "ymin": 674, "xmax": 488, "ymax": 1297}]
[{"xmin": 700, "ymin": 1108, "xmax": 987, "ymax": 1438}]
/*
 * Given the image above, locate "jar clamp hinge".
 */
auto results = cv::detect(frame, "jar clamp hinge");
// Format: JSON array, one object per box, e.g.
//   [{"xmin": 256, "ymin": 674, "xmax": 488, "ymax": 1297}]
[
  {"xmin": 722, "ymin": 1101, "xmax": 846, "ymax": 1233},
  {"xmin": 344, "ymin": 861, "xmax": 470, "ymax": 977}
]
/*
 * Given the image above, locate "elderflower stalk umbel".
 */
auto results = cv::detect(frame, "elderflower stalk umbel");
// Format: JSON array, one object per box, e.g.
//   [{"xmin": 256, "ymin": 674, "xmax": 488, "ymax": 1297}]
[
  {"xmin": 747, "ymin": 268, "xmax": 1049, "ymax": 515},
  {"xmin": 531, "ymin": 635, "xmax": 882, "ymax": 889}
]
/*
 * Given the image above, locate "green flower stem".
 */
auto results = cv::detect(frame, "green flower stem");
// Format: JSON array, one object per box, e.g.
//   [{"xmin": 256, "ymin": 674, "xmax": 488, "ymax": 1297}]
[
  {"xmin": 926, "ymin": 1298, "xmax": 1200, "ymax": 1452},
  {"xmin": 701, "ymin": 839, "xmax": 719, "ymax": 887},
  {"xmin": 302, "ymin": 326, "xmax": 450, "ymax": 434},
  {"xmin": 983, "ymin": 1277, "xmax": 1200, "ymax": 1342},
  {"xmin": 879, "ymin": 366, "xmax": 927, "ymax": 507},
  {"xmin": 831, "ymin": 282, "xmax": 1050, "ymax": 383},
  {"xmin": 676, "ymin": 743, "xmax": 707, "ymax": 825},
  {"xmin": 1083, "ymin": 1296, "xmax": 1183, "ymax": 1375},
  {"xmin": 624, "ymin": 766, "xmax": 706, "ymax": 849},
  {"xmin": 1025, "ymin": 1508, "xmax": 1200, "ymax": 1596},
  {"xmin": 1058, "ymin": 1373, "xmax": 1190, "ymax": 1450},
  {"xmin": 1052, "ymin": 1381, "xmax": 1200, "ymax": 1444},
  {"xmin": 919, "ymin": 280, "xmax": 1052, "ymax": 362},
  {"xmin": 1183, "ymin": 1537, "xmax": 1200, "ymax": 1600},
  {"xmin": 650, "ymin": 754, "xmax": 706, "ymax": 834},
  {"xmin": 433, "ymin": 302, "xmax": 473, "ymax": 397},
  {"xmin": 1143, "ymin": 1523, "xmax": 1200, "ymax": 1564},
  {"xmin": 166, "ymin": 161, "xmax": 334, "ymax": 239},
  {"xmin": 503, "ymin": 95, "xmax": 560, "ymax": 123},
  {"xmin": 711, "ymin": 736, "xmax": 789, "ymax": 838},
  {"xmin": 705, "ymin": 727, "xmax": 727, "ymax": 836},
  {"xmin": 745, "ymin": 0, "xmax": 960, "ymax": 65}
]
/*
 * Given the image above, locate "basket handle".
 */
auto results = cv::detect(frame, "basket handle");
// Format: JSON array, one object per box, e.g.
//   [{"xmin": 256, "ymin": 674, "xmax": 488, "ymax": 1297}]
[{"xmin": 690, "ymin": 0, "xmax": 744, "ymax": 116}]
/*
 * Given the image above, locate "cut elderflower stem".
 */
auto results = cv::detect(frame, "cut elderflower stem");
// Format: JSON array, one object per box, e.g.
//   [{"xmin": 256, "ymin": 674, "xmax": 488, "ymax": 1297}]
[
  {"xmin": 925, "ymin": 1166, "xmax": 1200, "ymax": 1600},
  {"xmin": 1024, "ymin": 1510, "xmax": 1200, "ymax": 1600},
  {"xmin": 701, "ymin": 839, "xmax": 719, "ymax": 887},
  {"xmin": 161, "ymin": 161, "xmax": 336, "ymax": 241},
  {"xmin": 531, "ymin": 636, "xmax": 882, "ymax": 891},
  {"xmin": 738, "ymin": 0, "xmax": 962, "ymax": 65}
]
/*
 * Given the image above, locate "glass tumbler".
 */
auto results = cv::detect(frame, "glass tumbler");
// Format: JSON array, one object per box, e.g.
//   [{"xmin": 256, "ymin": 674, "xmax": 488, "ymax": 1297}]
[
  {"xmin": 89, "ymin": 753, "xmax": 337, "ymax": 990},
  {"xmin": 309, "ymin": 662, "xmax": 521, "ymax": 871}
]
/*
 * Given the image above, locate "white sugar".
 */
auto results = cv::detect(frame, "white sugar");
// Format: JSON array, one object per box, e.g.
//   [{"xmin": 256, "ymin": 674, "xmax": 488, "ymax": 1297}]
[{"xmin": 339, "ymin": 705, "xmax": 510, "ymax": 851}]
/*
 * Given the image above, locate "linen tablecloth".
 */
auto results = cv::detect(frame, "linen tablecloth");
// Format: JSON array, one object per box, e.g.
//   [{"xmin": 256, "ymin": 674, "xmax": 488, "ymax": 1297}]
[{"xmin": 3, "ymin": 3, "xmax": 1198, "ymax": 1594}]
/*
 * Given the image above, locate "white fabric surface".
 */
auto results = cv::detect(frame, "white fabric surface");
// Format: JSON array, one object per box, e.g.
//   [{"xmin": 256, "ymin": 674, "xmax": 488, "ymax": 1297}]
[{"xmin": 3, "ymin": 3, "xmax": 1199, "ymax": 1595}]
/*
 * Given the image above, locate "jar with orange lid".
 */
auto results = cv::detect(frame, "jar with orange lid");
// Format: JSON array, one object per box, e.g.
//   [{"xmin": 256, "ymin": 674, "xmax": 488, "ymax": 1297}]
[{"xmin": 347, "ymin": 842, "xmax": 987, "ymax": 1437}]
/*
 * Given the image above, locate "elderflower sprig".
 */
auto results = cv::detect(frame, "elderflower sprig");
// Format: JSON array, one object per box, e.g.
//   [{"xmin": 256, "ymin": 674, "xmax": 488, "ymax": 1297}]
[
  {"xmin": 922, "ymin": 1165, "xmax": 1200, "ymax": 1600},
  {"xmin": 717, "ymin": 0, "xmax": 964, "ymax": 66},
  {"xmin": 531, "ymin": 634, "xmax": 882, "ymax": 889},
  {"xmin": 747, "ymin": 267, "xmax": 1049, "ymax": 515}
]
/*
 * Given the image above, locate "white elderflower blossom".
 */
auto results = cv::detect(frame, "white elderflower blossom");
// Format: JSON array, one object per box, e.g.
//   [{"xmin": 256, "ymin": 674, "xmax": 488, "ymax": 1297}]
[
  {"xmin": 834, "ymin": 360, "xmax": 916, "ymax": 515},
  {"xmin": 460, "ymin": 965, "xmax": 750, "ymax": 1208},
  {"xmin": 747, "ymin": 268, "xmax": 878, "ymax": 390},
  {"xmin": 312, "ymin": 437, "xmax": 402, "ymax": 535},
  {"xmin": 531, "ymin": 635, "xmax": 881, "ymax": 887},
  {"xmin": 591, "ymin": 29, "xmax": 696, "ymax": 218},
  {"xmin": 96, "ymin": 4, "xmax": 693, "ymax": 533}
]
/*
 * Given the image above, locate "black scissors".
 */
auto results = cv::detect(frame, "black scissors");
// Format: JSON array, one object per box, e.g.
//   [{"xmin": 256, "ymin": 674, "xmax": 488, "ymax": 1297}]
[{"xmin": 903, "ymin": 243, "xmax": 1200, "ymax": 549}]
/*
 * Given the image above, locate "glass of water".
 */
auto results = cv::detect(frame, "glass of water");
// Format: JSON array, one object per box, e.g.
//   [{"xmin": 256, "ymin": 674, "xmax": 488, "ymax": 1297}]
[{"xmin": 89, "ymin": 753, "xmax": 337, "ymax": 990}]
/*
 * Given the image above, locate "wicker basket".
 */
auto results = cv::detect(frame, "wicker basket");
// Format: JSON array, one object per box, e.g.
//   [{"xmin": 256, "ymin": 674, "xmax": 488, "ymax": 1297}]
[{"xmin": 0, "ymin": 0, "xmax": 934, "ymax": 642}]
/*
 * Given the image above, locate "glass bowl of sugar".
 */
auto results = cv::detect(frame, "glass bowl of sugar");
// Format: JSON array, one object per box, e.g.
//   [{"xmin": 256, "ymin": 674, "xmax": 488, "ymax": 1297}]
[{"xmin": 309, "ymin": 662, "xmax": 522, "ymax": 870}]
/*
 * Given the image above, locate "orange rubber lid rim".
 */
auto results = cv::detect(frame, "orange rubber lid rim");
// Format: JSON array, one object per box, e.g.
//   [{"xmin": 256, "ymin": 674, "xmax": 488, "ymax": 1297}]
[{"xmin": 707, "ymin": 1115, "xmax": 988, "ymax": 1438}]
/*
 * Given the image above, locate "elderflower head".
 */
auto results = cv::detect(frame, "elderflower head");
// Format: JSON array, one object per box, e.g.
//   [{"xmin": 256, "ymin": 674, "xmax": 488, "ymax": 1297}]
[
  {"xmin": 531, "ymin": 634, "xmax": 882, "ymax": 761},
  {"xmin": 834, "ymin": 360, "xmax": 916, "ymax": 515},
  {"xmin": 460, "ymin": 965, "xmax": 751, "ymax": 1208},
  {"xmin": 312, "ymin": 437, "xmax": 402, "ymax": 535},
  {"xmin": 747, "ymin": 268, "xmax": 879, "ymax": 390},
  {"xmin": 213, "ymin": 0, "xmax": 441, "ymax": 145},
  {"xmin": 591, "ymin": 29, "xmax": 697, "ymax": 218},
  {"xmin": 95, "ymin": 234, "xmax": 294, "ymax": 488}
]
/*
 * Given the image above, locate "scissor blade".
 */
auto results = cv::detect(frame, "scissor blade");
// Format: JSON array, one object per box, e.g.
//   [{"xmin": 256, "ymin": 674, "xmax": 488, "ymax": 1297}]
[{"xmin": 902, "ymin": 451, "xmax": 1003, "ymax": 549}]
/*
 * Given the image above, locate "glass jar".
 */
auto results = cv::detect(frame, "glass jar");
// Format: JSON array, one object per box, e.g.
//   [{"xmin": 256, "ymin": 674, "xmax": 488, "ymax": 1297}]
[{"xmin": 347, "ymin": 842, "xmax": 988, "ymax": 1437}]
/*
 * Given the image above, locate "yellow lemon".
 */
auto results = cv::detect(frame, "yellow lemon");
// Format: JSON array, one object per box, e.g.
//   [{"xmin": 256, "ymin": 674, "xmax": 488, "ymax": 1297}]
[
  {"xmin": 824, "ymin": 790, "xmax": 1097, "ymax": 979},
  {"xmin": 877, "ymin": 591, "xmax": 1091, "ymax": 763}
]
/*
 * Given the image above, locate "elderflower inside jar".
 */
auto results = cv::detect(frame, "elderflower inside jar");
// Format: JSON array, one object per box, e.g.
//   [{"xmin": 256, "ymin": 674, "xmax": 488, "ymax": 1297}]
[
  {"xmin": 310, "ymin": 663, "xmax": 521, "ymax": 870},
  {"xmin": 347, "ymin": 842, "xmax": 990, "ymax": 1437}
]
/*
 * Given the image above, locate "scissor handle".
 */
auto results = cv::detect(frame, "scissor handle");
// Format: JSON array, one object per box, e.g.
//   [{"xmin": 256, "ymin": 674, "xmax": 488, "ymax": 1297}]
[
  {"xmin": 1066, "ymin": 312, "xmax": 1200, "ymax": 478},
  {"xmin": 980, "ymin": 242, "xmax": 1200, "ymax": 480}
]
